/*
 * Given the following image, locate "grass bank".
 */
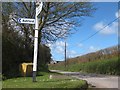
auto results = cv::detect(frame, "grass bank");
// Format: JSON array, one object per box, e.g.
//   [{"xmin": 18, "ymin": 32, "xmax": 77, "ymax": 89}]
[
  {"xmin": 49, "ymin": 57, "xmax": 120, "ymax": 75},
  {"xmin": 2, "ymin": 72, "xmax": 88, "ymax": 89}
]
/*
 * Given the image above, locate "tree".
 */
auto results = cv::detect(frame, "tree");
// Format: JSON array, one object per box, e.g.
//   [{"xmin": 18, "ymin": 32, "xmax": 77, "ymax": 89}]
[
  {"xmin": 5, "ymin": 1, "xmax": 95, "ymax": 60},
  {"xmin": 40, "ymin": 2, "xmax": 96, "ymax": 43},
  {"xmin": 38, "ymin": 44, "xmax": 51, "ymax": 71},
  {"xmin": 2, "ymin": 2, "xmax": 96, "ymax": 76},
  {"xmin": 2, "ymin": 18, "xmax": 51, "ymax": 78},
  {"xmin": 3, "ymin": 2, "xmax": 96, "ymax": 43},
  {"xmin": 2, "ymin": 3, "xmax": 51, "ymax": 78}
]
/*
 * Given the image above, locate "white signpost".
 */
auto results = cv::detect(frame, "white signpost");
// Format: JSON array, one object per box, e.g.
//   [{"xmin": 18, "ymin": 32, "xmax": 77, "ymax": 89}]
[
  {"xmin": 18, "ymin": 0, "xmax": 43, "ymax": 82},
  {"xmin": 18, "ymin": 18, "xmax": 35, "ymax": 24},
  {"xmin": 32, "ymin": 1, "xmax": 43, "ymax": 82}
]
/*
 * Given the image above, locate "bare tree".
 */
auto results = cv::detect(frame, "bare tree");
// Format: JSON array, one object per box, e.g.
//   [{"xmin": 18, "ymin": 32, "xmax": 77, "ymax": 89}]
[
  {"xmin": 2, "ymin": 2, "xmax": 96, "ymax": 65},
  {"xmin": 3, "ymin": 2, "xmax": 96, "ymax": 44}
]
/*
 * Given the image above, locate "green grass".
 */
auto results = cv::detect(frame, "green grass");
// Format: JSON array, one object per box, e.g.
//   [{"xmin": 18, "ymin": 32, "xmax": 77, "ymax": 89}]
[
  {"xmin": 49, "ymin": 57, "xmax": 120, "ymax": 75},
  {"xmin": 2, "ymin": 72, "xmax": 88, "ymax": 89}
]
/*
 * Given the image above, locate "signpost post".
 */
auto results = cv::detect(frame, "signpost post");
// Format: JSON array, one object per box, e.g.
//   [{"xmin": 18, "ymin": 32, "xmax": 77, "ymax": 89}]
[
  {"xmin": 33, "ymin": 1, "xmax": 43, "ymax": 82},
  {"xmin": 18, "ymin": 0, "xmax": 43, "ymax": 82}
]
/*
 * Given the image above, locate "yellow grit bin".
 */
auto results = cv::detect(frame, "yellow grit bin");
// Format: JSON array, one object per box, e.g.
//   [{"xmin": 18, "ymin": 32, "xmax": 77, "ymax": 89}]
[{"xmin": 19, "ymin": 63, "xmax": 33, "ymax": 77}]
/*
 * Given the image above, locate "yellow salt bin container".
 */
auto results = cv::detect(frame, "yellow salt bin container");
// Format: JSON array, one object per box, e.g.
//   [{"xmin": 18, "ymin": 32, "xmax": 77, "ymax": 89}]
[{"xmin": 19, "ymin": 63, "xmax": 33, "ymax": 77}]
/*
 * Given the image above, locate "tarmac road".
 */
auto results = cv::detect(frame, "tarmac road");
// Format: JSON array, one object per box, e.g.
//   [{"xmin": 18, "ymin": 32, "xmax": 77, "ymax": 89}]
[{"xmin": 50, "ymin": 70, "xmax": 119, "ymax": 89}]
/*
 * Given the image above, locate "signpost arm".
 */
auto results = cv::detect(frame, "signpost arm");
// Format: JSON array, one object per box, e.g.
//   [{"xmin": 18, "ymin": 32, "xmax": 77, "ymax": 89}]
[{"xmin": 33, "ymin": 1, "xmax": 43, "ymax": 82}]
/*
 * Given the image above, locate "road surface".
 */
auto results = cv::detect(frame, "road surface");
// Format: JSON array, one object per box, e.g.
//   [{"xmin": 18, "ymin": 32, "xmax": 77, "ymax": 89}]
[{"xmin": 50, "ymin": 70, "xmax": 119, "ymax": 89}]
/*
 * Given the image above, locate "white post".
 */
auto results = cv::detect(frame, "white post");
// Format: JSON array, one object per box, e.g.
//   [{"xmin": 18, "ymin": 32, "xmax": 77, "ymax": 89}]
[
  {"xmin": 33, "ymin": 1, "xmax": 43, "ymax": 82},
  {"xmin": 33, "ymin": 13, "xmax": 38, "ymax": 82}
]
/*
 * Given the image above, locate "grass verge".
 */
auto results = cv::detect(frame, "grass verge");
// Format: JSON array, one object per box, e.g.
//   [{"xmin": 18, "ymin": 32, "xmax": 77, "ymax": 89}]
[{"xmin": 2, "ymin": 72, "xmax": 88, "ymax": 89}]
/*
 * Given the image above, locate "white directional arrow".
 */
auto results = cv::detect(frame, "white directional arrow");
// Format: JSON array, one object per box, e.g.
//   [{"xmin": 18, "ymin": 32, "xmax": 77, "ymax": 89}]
[{"xmin": 18, "ymin": 18, "xmax": 21, "ymax": 23}]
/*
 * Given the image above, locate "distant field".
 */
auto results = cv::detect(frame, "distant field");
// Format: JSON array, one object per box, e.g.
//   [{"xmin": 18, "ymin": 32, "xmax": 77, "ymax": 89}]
[
  {"xmin": 49, "ymin": 57, "xmax": 120, "ymax": 75},
  {"xmin": 2, "ymin": 72, "xmax": 88, "ymax": 89}
]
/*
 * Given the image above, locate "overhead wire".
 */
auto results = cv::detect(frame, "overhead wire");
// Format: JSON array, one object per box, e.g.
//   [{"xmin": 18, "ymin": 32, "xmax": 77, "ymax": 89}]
[{"xmin": 79, "ymin": 16, "xmax": 120, "ymax": 43}]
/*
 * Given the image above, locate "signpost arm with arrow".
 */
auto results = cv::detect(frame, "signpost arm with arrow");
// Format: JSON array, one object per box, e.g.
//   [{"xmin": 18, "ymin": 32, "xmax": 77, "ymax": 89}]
[{"xmin": 33, "ymin": 1, "xmax": 43, "ymax": 82}]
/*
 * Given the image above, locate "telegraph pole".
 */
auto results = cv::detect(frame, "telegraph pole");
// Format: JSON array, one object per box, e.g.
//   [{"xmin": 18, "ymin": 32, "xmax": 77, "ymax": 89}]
[
  {"xmin": 64, "ymin": 37, "xmax": 67, "ymax": 68},
  {"xmin": 33, "ymin": 1, "xmax": 43, "ymax": 82}
]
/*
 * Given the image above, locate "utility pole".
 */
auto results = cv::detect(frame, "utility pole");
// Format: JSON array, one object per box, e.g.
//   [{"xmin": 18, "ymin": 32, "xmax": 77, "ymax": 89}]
[
  {"xmin": 64, "ymin": 39, "xmax": 67, "ymax": 68},
  {"xmin": 33, "ymin": 1, "xmax": 43, "ymax": 82}
]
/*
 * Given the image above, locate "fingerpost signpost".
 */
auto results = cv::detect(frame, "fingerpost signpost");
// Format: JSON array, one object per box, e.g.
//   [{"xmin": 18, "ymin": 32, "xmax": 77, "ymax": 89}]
[
  {"xmin": 33, "ymin": 1, "xmax": 43, "ymax": 82},
  {"xmin": 18, "ymin": 0, "xmax": 43, "ymax": 82}
]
